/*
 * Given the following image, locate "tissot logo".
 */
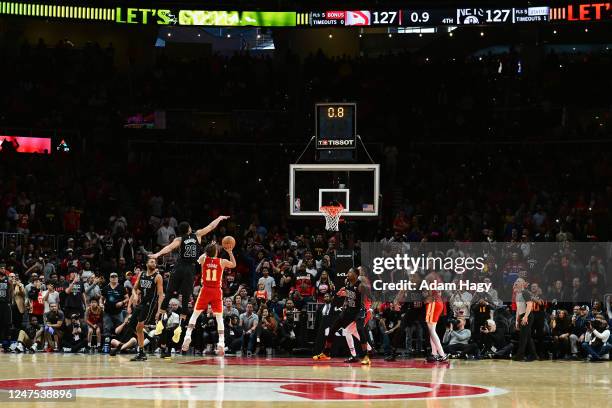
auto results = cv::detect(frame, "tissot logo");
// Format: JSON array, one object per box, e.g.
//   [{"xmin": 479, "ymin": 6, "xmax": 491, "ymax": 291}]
[{"xmin": 318, "ymin": 139, "xmax": 355, "ymax": 146}]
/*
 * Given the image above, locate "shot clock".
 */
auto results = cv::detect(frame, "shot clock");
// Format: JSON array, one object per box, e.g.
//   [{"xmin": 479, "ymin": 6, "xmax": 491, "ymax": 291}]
[{"xmin": 315, "ymin": 103, "xmax": 356, "ymax": 150}]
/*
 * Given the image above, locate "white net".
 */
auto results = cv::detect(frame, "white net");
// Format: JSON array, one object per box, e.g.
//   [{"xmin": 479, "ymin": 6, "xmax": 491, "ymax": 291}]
[{"xmin": 320, "ymin": 205, "xmax": 344, "ymax": 231}]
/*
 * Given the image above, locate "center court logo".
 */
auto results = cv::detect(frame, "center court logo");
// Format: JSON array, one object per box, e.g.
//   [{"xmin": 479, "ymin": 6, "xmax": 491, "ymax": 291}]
[{"xmin": 0, "ymin": 376, "xmax": 506, "ymax": 401}]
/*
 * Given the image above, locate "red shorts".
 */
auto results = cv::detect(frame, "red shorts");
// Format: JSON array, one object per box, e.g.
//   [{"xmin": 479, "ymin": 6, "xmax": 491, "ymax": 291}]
[
  {"xmin": 194, "ymin": 287, "xmax": 223, "ymax": 314},
  {"xmin": 425, "ymin": 301, "xmax": 444, "ymax": 323}
]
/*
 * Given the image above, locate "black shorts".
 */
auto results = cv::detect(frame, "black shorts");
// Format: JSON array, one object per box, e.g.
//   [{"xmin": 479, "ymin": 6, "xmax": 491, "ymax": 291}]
[
  {"xmin": 334, "ymin": 309, "xmax": 360, "ymax": 329},
  {"xmin": 135, "ymin": 301, "xmax": 158, "ymax": 324}
]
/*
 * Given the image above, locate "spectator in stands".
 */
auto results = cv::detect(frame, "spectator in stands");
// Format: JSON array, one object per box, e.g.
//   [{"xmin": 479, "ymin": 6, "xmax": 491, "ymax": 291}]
[
  {"xmin": 449, "ymin": 285, "xmax": 472, "ymax": 320},
  {"xmin": 222, "ymin": 297, "xmax": 239, "ymax": 320},
  {"xmin": 42, "ymin": 281, "xmax": 60, "ymax": 314},
  {"xmin": 27, "ymin": 276, "xmax": 45, "ymax": 322},
  {"xmin": 101, "ymin": 272, "xmax": 128, "ymax": 337},
  {"xmin": 239, "ymin": 303, "xmax": 258, "ymax": 356},
  {"xmin": 315, "ymin": 270, "xmax": 334, "ymax": 303},
  {"xmin": 480, "ymin": 319, "xmax": 512, "ymax": 358},
  {"xmin": 109, "ymin": 313, "xmax": 138, "ymax": 356},
  {"xmin": 225, "ymin": 315, "xmax": 243, "ymax": 354},
  {"xmin": 84, "ymin": 274, "xmax": 102, "ymax": 303},
  {"xmin": 9, "ymin": 271, "xmax": 27, "ymax": 331},
  {"xmin": 43, "ymin": 303, "xmax": 64, "ymax": 351},
  {"xmin": 551, "ymin": 309, "xmax": 572, "ymax": 359},
  {"xmin": 85, "ymin": 298, "xmax": 103, "ymax": 351},
  {"xmin": 156, "ymin": 218, "xmax": 175, "ymax": 246},
  {"xmin": 278, "ymin": 300, "xmax": 297, "ymax": 353},
  {"xmin": 62, "ymin": 313, "xmax": 88, "ymax": 353},
  {"xmin": 157, "ymin": 298, "xmax": 181, "ymax": 358},
  {"xmin": 402, "ymin": 298, "xmax": 425, "ymax": 357},
  {"xmin": 233, "ymin": 294, "xmax": 244, "ymax": 314},
  {"xmin": 254, "ymin": 283, "xmax": 268, "ymax": 307},
  {"xmin": 64, "ymin": 271, "xmax": 86, "ymax": 326},
  {"xmin": 582, "ymin": 318, "xmax": 610, "ymax": 361},
  {"xmin": 290, "ymin": 266, "xmax": 314, "ymax": 309},
  {"xmin": 313, "ymin": 293, "xmax": 339, "ymax": 355},
  {"xmin": 569, "ymin": 305, "xmax": 588, "ymax": 359},
  {"xmin": 255, "ymin": 306, "xmax": 277, "ymax": 355},
  {"xmin": 442, "ymin": 317, "xmax": 480, "ymax": 359},
  {"xmin": 11, "ymin": 315, "xmax": 43, "ymax": 353},
  {"xmin": 380, "ymin": 302, "xmax": 402, "ymax": 361},
  {"xmin": 257, "ymin": 267, "xmax": 275, "ymax": 300}
]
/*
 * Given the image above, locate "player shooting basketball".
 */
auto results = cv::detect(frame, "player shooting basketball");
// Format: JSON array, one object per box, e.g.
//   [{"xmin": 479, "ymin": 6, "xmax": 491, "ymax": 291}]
[
  {"xmin": 149, "ymin": 216, "xmax": 229, "ymax": 322},
  {"xmin": 182, "ymin": 237, "xmax": 236, "ymax": 356}
]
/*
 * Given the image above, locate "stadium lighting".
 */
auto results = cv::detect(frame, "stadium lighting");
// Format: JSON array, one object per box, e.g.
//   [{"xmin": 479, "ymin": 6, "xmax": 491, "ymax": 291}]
[
  {"xmin": 227, "ymin": 33, "xmax": 231, "ymax": 38},
  {"xmin": 449, "ymin": 32, "xmax": 453, "ymax": 37},
  {"xmin": 167, "ymin": 33, "xmax": 171, "ymax": 37},
  {"xmin": 480, "ymin": 31, "xmax": 484, "ymax": 37},
  {"xmin": 419, "ymin": 33, "xmax": 423, "ymax": 37},
  {"xmin": 553, "ymin": 29, "xmax": 557, "ymax": 34},
  {"xmin": 388, "ymin": 34, "xmax": 392, "ymax": 38},
  {"xmin": 257, "ymin": 34, "xmax": 261, "ymax": 39}
]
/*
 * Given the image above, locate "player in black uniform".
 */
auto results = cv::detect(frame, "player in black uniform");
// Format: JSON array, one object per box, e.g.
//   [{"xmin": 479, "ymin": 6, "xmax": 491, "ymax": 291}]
[
  {"xmin": 129, "ymin": 257, "xmax": 164, "ymax": 361},
  {"xmin": 313, "ymin": 267, "xmax": 371, "ymax": 365},
  {"xmin": 149, "ymin": 216, "xmax": 229, "ymax": 321},
  {"xmin": 0, "ymin": 263, "xmax": 13, "ymax": 352}
]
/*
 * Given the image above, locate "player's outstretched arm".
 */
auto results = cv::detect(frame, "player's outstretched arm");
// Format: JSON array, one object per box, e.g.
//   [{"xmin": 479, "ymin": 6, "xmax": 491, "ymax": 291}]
[
  {"xmin": 196, "ymin": 215, "xmax": 230, "ymax": 240},
  {"xmin": 222, "ymin": 249, "xmax": 237, "ymax": 269},
  {"xmin": 149, "ymin": 237, "xmax": 181, "ymax": 259}
]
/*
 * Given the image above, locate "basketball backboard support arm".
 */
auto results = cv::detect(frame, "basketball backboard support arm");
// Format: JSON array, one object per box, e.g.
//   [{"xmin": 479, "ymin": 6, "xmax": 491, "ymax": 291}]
[
  {"xmin": 295, "ymin": 136, "xmax": 316, "ymax": 164},
  {"xmin": 357, "ymin": 135, "xmax": 375, "ymax": 164}
]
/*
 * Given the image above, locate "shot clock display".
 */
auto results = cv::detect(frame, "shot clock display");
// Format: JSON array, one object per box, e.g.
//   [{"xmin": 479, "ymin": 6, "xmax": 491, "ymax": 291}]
[{"xmin": 316, "ymin": 103, "xmax": 356, "ymax": 150}]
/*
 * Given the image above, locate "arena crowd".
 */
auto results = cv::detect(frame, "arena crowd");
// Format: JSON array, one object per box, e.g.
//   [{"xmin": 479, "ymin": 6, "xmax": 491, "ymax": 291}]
[{"xmin": 0, "ymin": 39, "xmax": 610, "ymax": 362}]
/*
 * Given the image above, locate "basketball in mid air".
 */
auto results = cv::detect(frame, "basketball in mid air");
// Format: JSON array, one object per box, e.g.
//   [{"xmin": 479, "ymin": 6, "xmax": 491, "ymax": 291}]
[{"xmin": 221, "ymin": 235, "xmax": 236, "ymax": 251}]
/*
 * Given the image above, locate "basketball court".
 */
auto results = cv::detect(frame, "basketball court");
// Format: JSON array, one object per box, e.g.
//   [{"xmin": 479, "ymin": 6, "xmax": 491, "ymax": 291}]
[{"xmin": 0, "ymin": 354, "xmax": 608, "ymax": 407}]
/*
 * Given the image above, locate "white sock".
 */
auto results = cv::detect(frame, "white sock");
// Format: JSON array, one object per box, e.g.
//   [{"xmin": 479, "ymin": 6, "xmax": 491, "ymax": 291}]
[
  {"xmin": 186, "ymin": 309, "xmax": 203, "ymax": 338},
  {"xmin": 215, "ymin": 313, "xmax": 225, "ymax": 348},
  {"xmin": 345, "ymin": 333, "xmax": 357, "ymax": 357}
]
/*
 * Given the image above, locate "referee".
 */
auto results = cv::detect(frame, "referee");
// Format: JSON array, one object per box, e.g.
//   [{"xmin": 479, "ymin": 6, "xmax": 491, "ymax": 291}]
[{"xmin": 512, "ymin": 278, "xmax": 537, "ymax": 361}]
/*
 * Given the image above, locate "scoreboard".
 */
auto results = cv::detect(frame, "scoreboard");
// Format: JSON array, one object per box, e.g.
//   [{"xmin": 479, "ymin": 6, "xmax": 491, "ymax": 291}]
[
  {"xmin": 302, "ymin": 7, "xmax": 553, "ymax": 27},
  {"xmin": 316, "ymin": 103, "xmax": 356, "ymax": 150},
  {"xmin": 1, "ymin": 1, "xmax": 611, "ymax": 27}
]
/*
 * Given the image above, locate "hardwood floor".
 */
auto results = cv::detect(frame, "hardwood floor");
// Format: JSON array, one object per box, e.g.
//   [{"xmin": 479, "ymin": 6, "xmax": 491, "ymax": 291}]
[{"xmin": 0, "ymin": 354, "xmax": 608, "ymax": 407}]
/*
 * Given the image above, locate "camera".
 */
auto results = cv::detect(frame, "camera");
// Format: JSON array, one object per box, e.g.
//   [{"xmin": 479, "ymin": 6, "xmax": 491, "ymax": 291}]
[{"xmin": 447, "ymin": 318, "xmax": 460, "ymax": 328}]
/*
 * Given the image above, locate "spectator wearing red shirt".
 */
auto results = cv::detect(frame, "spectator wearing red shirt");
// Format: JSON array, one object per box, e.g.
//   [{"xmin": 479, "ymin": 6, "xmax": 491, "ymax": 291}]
[{"xmin": 290, "ymin": 267, "xmax": 314, "ymax": 309}]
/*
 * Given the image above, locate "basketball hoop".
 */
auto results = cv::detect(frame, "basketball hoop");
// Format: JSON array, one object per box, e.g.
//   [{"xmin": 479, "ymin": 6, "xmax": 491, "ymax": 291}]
[{"xmin": 320, "ymin": 204, "xmax": 344, "ymax": 231}]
